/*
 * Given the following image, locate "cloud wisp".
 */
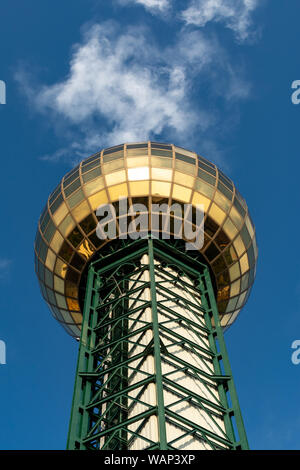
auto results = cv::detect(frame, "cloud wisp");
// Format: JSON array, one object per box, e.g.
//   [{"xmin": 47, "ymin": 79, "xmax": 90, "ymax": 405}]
[
  {"xmin": 118, "ymin": 0, "xmax": 260, "ymax": 42},
  {"xmin": 181, "ymin": 0, "xmax": 259, "ymax": 41},
  {"xmin": 118, "ymin": 0, "xmax": 170, "ymax": 13}
]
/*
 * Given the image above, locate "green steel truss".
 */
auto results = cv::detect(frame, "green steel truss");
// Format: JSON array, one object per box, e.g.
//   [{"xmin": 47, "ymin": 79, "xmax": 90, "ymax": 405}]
[{"xmin": 67, "ymin": 238, "xmax": 249, "ymax": 450}]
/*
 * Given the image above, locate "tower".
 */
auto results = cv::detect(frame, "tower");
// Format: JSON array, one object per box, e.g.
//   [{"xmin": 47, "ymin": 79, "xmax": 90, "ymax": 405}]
[{"xmin": 34, "ymin": 142, "xmax": 257, "ymax": 450}]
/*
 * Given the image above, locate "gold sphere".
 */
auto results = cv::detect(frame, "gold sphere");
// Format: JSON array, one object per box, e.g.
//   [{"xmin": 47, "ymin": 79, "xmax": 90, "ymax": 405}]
[{"xmin": 34, "ymin": 142, "xmax": 257, "ymax": 338}]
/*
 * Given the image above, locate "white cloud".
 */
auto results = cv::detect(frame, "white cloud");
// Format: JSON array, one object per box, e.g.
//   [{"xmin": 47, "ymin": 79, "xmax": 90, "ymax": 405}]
[
  {"xmin": 18, "ymin": 24, "xmax": 220, "ymax": 160},
  {"xmin": 41, "ymin": 24, "xmax": 195, "ymax": 147},
  {"xmin": 116, "ymin": 0, "xmax": 260, "ymax": 41},
  {"xmin": 16, "ymin": 22, "xmax": 250, "ymax": 163},
  {"xmin": 181, "ymin": 0, "xmax": 258, "ymax": 41},
  {"xmin": 118, "ymin": 0, "xmax": 170, "ymax": 13}
]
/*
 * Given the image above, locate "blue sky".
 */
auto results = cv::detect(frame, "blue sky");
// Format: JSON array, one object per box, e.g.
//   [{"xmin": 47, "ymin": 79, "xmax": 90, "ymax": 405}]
[{"xmin": 0, "ymin": 0, "xmax": 300, "ymax": 450}]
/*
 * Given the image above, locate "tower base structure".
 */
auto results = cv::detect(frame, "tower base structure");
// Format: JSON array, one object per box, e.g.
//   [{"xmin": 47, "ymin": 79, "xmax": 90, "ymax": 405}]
[{"xmin": 67, "ymin": 238, "xmax": 248, "ymax": 450}]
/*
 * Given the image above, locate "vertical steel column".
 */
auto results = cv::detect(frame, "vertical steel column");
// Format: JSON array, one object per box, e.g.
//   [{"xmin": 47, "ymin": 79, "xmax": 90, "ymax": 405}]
[
  {"xmin": 67, "ymin": 267, "xmax": 100, "ymax": 450},
  {"xmin": 201, "ymin": 267, "xmax": 249, "ymax": 449},
  {"xmin": 147, "ymin": 238, "xmax": 168, "ymax": 450}
]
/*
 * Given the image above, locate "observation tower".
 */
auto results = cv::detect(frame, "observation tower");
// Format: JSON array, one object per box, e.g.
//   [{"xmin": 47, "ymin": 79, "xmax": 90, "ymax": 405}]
[{"xmin": 34, "ymin": 142, "xmax": 257, "ymax": 450}]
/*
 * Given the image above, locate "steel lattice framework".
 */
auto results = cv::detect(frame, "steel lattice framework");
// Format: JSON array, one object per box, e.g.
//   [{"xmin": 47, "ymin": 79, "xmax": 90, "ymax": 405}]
[{"xmin": 67, "ymin": 238, "xmax": 248, "ymax": 450}]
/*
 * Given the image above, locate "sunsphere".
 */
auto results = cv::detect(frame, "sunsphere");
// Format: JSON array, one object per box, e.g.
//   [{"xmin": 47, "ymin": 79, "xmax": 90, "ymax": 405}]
[{"xmin": 34, "ymin": 142, "xmax": 257, "ymax": 338}]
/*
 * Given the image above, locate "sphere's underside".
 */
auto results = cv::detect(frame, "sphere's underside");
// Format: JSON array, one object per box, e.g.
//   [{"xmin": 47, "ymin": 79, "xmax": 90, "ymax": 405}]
[{"xmin": 34, "ymin": 142, "xmax": 257, "ymax": 338}]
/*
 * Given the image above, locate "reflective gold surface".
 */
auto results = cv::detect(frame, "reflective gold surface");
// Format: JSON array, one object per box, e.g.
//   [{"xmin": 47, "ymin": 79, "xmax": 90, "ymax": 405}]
[{"xmin": 35, "ymin": 142, "xmax": 258, "ymax": 338}]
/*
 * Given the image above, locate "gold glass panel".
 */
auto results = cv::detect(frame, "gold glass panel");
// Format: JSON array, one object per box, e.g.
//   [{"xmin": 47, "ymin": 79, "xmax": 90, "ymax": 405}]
[
  {"xmin": 60, "ymin": 310, "xmax": 74, "ymax": 324},
  {"xmin": 174, "ymin": 171, "xmax": 195, "ymax": 188},
  {"xmin": 72, "ymin": 200, "xmax": 90, "ymax": 223},
  {"xmin": 192, "ymin": 192, "xmax": 211, "ymax": 212},
  {"xmin": 54, "ymin": 275, "xmax": 65, "ymax": 294},
  {"xmin": 229, "ymin": 262, "xmax": 240, "ymax": 281},
  {"xmin": 103, "ymin": 150, "xmax": 123, "ymax": 162},
  {"xmin": 52, "ymin": 201, "xmax": 68, "ymax": 225},
  {"xmin": 194, "ymin": 179, "xmax": 214, "ymax": 199},
  {"xmin": 71, "ymin": 312, "xmax": 83, "ymax": 323},
  {"xmin": 175, "ymin": 160, "xmax": 195, "ymax": 176},
  {"xmin": 150, "ymin": 156, "xmax": 172, "ymax": 169},
  {"xmin": 230, "ymin": 279, "xmax": 240, "ymax": 297},
  {"xmin": 59, "ymin": 214, "xmax": 76, "ymax": 237},
  {"xmin": 50, "ymin": 231, "xmax": 64, "ymax": 253},
  {"xmin": 82, "ymin": 168, "xmax": 101, "ymax": 184},
  {"xmin": 129, "ymin": 181, "xmax": 150, "ymax": 196},
  {"xmin": 174, "ymin": 146, "xmax": 195, "ymax": 158},
  {"xmin": 218, "ymin": 285, "xmax": 230, "ymax": 302},
  {"xmin": 108, "ymin": 183, "xmax": 128, "ymax": 201},
  {"xmin": 151, "ymin": 181, "xmax": 171, "ymax": 198},
  {"xmin": 68, "ymin": 189, "xmax": 85, "ymax": 209},
  {"xmin": 230, "ymin": 206, "xmax": 244, "ymax": 229},
  {"xmin": 209, "ymin": 203, "xmax": 226, "ymax": 226},
  {"xmin": 66, "ymin": 281, "xmax": 78, "ymax": 298},
  {"xmin": 128, "ymin": 167, "xmax": 150, "ymax": 181},
  {"xmin": 67, "ymin": 298, "xmax": 81, "ymax": 311},
  {"xmin": 89, "ymin": 190, "xmax": 109, "ymax": 211},
  {"xmin": 152, "ymin": 168, "xmax": 172, "ymax": 182},
  {"xmin": 228, "ymin": 310, "xmax": 240, "ymax": 323},
  {"xmin": 55, "ymin": 293, "xmax": 68, "ymax": 309},
  {"xmin": 236, "ymin": 291, "xmax": 247, "ymax": 309},
  {"xmin": 45, "ymin": 249, "xmax": 56, "ymax": 271},
  {"xmin": 240, "ymin": 252, "xmax": 249, "ymax": 274},
  {"xmin": 127, "ymin": 148, "xmax": 148, "ymax": 157},
  {"xmin": 77, "ymin": 239, "xmax": 95, "ymax": 260},
  {"xmin": 172, "ymin": 185, "xmax": 192, "ymax": 203},
  {"xmin": 214, "ymin": 190, "xmax": 232, "ymax": 213},
  {"xmin": 102, "ymin": 159, "xmax": 124, "ymax": 173},
  {"xmin": 127, "ymin": 156, "xmax": 149, "ymax": 168},
  {"xmin": 230, "ymin": 245, "xmax": 238, "ymax": 263},
  {"xmin": 223, "ymin": 218, "xmax": 238, "ymax": 239},
  {"xmin": 105, "ymin": 170, "xmax": 126, "ymax": 186},
  {"xmin": 245, "ymin": 215, "xmax": 255, "ymax": 239},
  {"xmin": 55, "ymin": 258, "xmax": 68, "ymax": 278},
  {"xmin": 220, "ymin": 313, "xmax": 232, "ymax": 327},
  {"xmin": 84, "ymin": 177, "xmax": 105, "ymax": 197},
  {"xmin": 233, "ymin": 235, "xmax": 245, "ymax": 257}
]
